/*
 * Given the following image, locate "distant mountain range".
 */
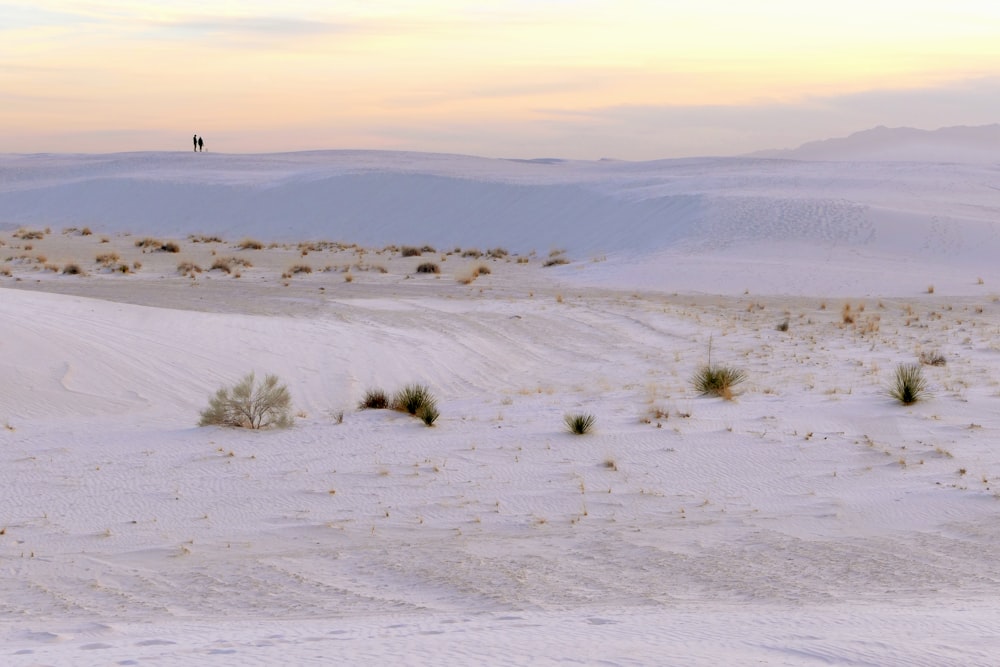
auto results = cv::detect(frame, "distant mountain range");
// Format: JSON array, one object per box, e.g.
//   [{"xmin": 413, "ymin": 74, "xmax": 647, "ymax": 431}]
[{"xmin": 750, "ymin": 124, "xmax": 1000, "ymax": 162}]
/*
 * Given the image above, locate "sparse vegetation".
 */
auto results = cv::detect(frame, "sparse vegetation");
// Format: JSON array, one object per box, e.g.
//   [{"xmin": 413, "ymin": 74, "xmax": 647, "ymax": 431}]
[
  {"xmin": 198, "ymin": 372, "xmax": 293, "ymax": 429},
  {"xmin": 401, "ymin": 246, "xmax": 423, "ymax": 257},
  {"xmin": 416, "ymin": 262, "xmax": 440, "ymax": 274},
  {"xmin": 543, "ymin": 256, "xmax": 570, "ymax": 267},
  {"xmin": 889, "ymin": 363, "xmax": 928, "ymax": 405},
  {"xmin": 393, "ymin": 384, "xmax": 435, "ymax": 416},
  {"xmin": 238, "ymin": 238, "xmax": 264, "ymax": 250},
  {"xmin": 918, "ymin": 350, "xmax": 946, "ymax": 366},
  {"xmin": 565, "ymin": 413, "xmax": 596, "ymax": 435},
  {"xmin": 358, "ymin": 388, "xmax": 390, "ymax": 410},
  {"xmin": 61, "ymin": 263, "xmax": 84, "ymax": 275},
  {"xmin": 692, "ymin": 365, "xmax": 746, "ymax": 399}
]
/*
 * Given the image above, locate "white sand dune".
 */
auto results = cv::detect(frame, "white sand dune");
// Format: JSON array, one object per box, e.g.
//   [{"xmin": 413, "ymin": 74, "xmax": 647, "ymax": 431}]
[{"xmin": 2, "ymin": 145, "xmax": 1000, "ymax": 665}]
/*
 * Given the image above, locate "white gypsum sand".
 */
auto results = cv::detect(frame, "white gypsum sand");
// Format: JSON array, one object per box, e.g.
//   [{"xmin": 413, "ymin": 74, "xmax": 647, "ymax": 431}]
[{"xmin": 1, "ymin": 146, "xmax": 1000, "ymax": 665}]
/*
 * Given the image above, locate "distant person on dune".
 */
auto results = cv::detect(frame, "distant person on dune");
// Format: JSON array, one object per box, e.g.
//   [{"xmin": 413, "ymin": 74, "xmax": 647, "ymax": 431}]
[
  {"xmin": 198, "ymin": 136, "xmax": 204, "ymax": 152},
  {"xmin": 193, "ymin": 134, "xmax": 198, "ymax": 152}
]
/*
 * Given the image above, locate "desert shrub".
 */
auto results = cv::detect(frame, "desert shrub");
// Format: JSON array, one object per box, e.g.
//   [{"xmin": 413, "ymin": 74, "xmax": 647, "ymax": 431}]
[
  {"xmin": 289, "ymin": 264, "xmax": 312, "ymax": 274},
  {"xmin": 358, "ymin": 388, "xmax": 390, "ymax": 410},
  {"xmin": 238, "ymin": 238, "xmax": 264, "ymax": 250},
  {"xmin": 81, "ymin": 227, "xmax": 93, "ymax": 236},
  {"xmin": 918, "ymin": 350, "xmax": 946, "ymax": 366},
  {"xmin": 692, "ymin": 364, "xmax": 746, "ymax": 399},
  {"xmin": 401, "ymin": 246, "xmax": 422, "ymax": 257},
  {"xmin": 96, "ymin": 252, "xmax": 120, "ymax": 266},
  {"xmin": 776, "ymin": 319, "xmax": 789, "ymax": 332},
  {"xmin": 417, "ymin": 402, "xmax": 439, "ymax": 426},
  {"xmin": 199, "ymin": 372, "xmax": 293, "ymax": 429},
  {"xmin": 135, "ymin": 237, "xmax": 160, "ymax": 249},
  {"xmin": 564, "ymin": 413, "xmax": 596, "ymax": 435},
  {"xmin": 889, "ymin": 363, "xmax": 927, "ymax": 405},
  {"xmin": 61, "ymin": 263, "xmax": 84, "ymax": 275},
  {"xmin": 420, "ymin": 244, "xmax": 436, "ymax": 253},
  {"xmin": 211, "ymin": 258, "xmax": 232, "ymax": 273},
  {"xmin": 190, "ymin": 234, "xmax": 224, "ymax": 243},
  {"xmin": 161, "ymin": 241, "xmax": 180, "ymax": 253},
  {"xmin": 487, "ymin": 247, "xmax": 509, "ymax": 259},
  {"xmin": 14, "ymin": 228, "xmax": 45, "ymax": 240},
  {"xmin": 543, "ymin": 257, "xmax": 570, "ymax": 267},
  {"xmin": 461, "ymin": 248, "xmax": 483, "ymax": 258},
  {"xmin": 177, "ymin": 261, "xmax": 202, "ymax": 275},
  {"xmin": 393, "ymin": 384, "xmax": 435, "ymax": 415},
  {"xmin": 416, "ymin": 262, "xmax": 440, "ymax": 274}
]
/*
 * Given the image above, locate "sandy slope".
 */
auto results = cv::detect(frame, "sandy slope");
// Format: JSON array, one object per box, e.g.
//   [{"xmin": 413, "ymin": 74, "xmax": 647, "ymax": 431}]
[{"xmin": 2, "ymin": 151, "xmax": 1000, "ymax": 665}]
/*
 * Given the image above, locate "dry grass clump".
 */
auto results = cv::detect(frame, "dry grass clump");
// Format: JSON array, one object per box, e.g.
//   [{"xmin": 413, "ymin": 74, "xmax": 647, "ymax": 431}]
[
  {"xmin": 889, "ymin": 363, "xmax": 928, "ymax": 405},
  {"xmin": 288, "ymin": 264, "xmax": 313, "ymax": 274},
  {"xmin": 238, "ymin": 238, "xmax": 264, "ymax": 250},
  {"xmin": 358, "ymin": 388, "xmax": 390, "ymax": 410},
  {"xmin": 918, "ymin": 350, "xmax": 947, "ymax": 366},
  {"xmin": 486, "ymin": 247, "xmax": 509, "ymax": 259},
  {"xmin": 564, "ymin": 413, "xmax": 596, "ymax": 435},
  {"xmin": 401, "ymin": 246, "xmax": 423, "ymax": 257},
  {"xmin": 189, "ymin": 234, "xmax": 224, "ymax": 243},
  {"xmin": 458, "ymin": 264, "xmax": 491, "ymax": 284},
  {"xmin": 177, "ymin": 261, "xmax": 203, "ymax": 276},
  {"xmin": 543, "ymin": 253, "xmax": 570, "ymax": 267},
  {"xmin": 135, "ymin": 238, "xmax": 179, "ymax": 253},
  {"xmin": 61, "ymin": 263, "xmax": 84, "ymax": 275},
  {"xmin": 14, "ymin": 228, "xmax": 45, "ymax": 240},
  {"xmin": 95, "ymin": 252, "xmax": 120, "ymax": 266},
  {"xmin": 416, "ymin": 262, "xmax": 440, "ymax": 274},
  {"xmin": 461, "ymin": 248, "xmax": 483, "ymax": 258},
  {"xmin": 841, "ymin": 303, "xmax": 854, "ymax": 324},
  {"xmin": 210, "ymin": 256, "xmax": 252, "ymax": 273}
]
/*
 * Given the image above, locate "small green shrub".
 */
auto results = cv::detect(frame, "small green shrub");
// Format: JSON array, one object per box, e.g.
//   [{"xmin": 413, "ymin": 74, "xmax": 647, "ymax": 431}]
[
  {"xmin": 417, "ymin": 402, "xmax": 439, "ymax": 426},
  {"xmin": 199, "ymin": 372, "xmax": 293, "ymax": 429},
  {"xmin": 564, "ymin": 413, "xmax": 596, "ymax": 435},
  {"xmin": 692, "ymin": 365, "xmax": 746, "ymax": 399},
  {"xmin": 358, "ymin": 388, "xmax": 390, "ymax": 410},
  {"xmin": 889, "ymin": 363, "xmax": 927, "ymax": 405},
  {"xmin": 393, "ymin": 384, "xmax": 434, "ymax": 415}
]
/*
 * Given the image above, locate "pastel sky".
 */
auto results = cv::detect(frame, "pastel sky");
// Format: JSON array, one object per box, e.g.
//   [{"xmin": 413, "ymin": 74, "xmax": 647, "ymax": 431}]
[{"xmin": 2, "ymin": 1, "xmax": 1000, "ymax": 159}]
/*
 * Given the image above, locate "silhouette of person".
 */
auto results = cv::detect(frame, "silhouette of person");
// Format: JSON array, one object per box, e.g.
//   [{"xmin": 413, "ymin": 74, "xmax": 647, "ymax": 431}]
[
  {"xmin": 193, "ymin": 134, "xmax": 198, "ymax": 152},
  {"xmin": 198, "ymin": 136, "xmax": 204, "ymax": 152}
]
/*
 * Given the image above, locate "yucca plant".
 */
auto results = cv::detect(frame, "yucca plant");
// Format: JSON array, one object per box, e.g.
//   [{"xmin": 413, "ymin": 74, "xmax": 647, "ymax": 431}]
[
  {"xmin": 564, "ymin": 413, "xmax": 596, "ymax": 435},
  {"xmin": 417, "ymin": 402, "xmax": 439, "ymax": 426},
  {"xmin": 889, "ymin": 363, "xmax": 927, "ymax": 405},
  {"xmin": 393, "ymin": 384, "xmax": 435, "ymax": 415},
  {"xmin": 692, "ymin": 365, "xmax": 747, "ymax": 399}
]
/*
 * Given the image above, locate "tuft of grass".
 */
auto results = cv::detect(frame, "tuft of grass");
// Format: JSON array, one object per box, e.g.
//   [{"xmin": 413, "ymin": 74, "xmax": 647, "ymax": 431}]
[
  {"xmin": 417, "ymin": 402, "xmax": 439, "ymax": 426},
  {"xmin": 401, "ymin": 246, "xmax": 422, "ymax": 257},
  {"xmin": 776, "ymin": 319, "xmax": 789, "ymax": 332},
  {"xmin": 61, "ymin": 263, "xmax": 84, "ymax": 275},
  {"xmin": 543, "ymin": 257, "xmax": 570, "ymax": 267},
  {"xmin": 416, "ymin": 262, "xmax": 440, "ymax": 274},
  {"xmin": 238, "ymin": 238, "xmax": 264, "ymax": 250},
  {"xmin": 393, "ymin": 384, "xmax": 435, "ymax": 415},
  {"xmin": 692, "ymin": 365, "xmax": 746, "ymax": 399},
  {"xmin": 918, "ymin": 350, "xmax": 946, "ymax": 366},
  {"xmin": 565, "ymin": 413, "xmax": 596, "ymax": 435},
  {"xmin": 889, "ymin": 363, "xmax": 928, "ymax": 405},
  {"xmin": 358, "ymin": 388, "xmax": 390, "ymax": 410}
]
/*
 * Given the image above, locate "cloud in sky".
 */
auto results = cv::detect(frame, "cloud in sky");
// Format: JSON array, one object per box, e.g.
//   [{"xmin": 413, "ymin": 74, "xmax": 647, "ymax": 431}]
[{"xmin": 2, "ymin": 1, "xmax": 999, "ymax": 157}]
